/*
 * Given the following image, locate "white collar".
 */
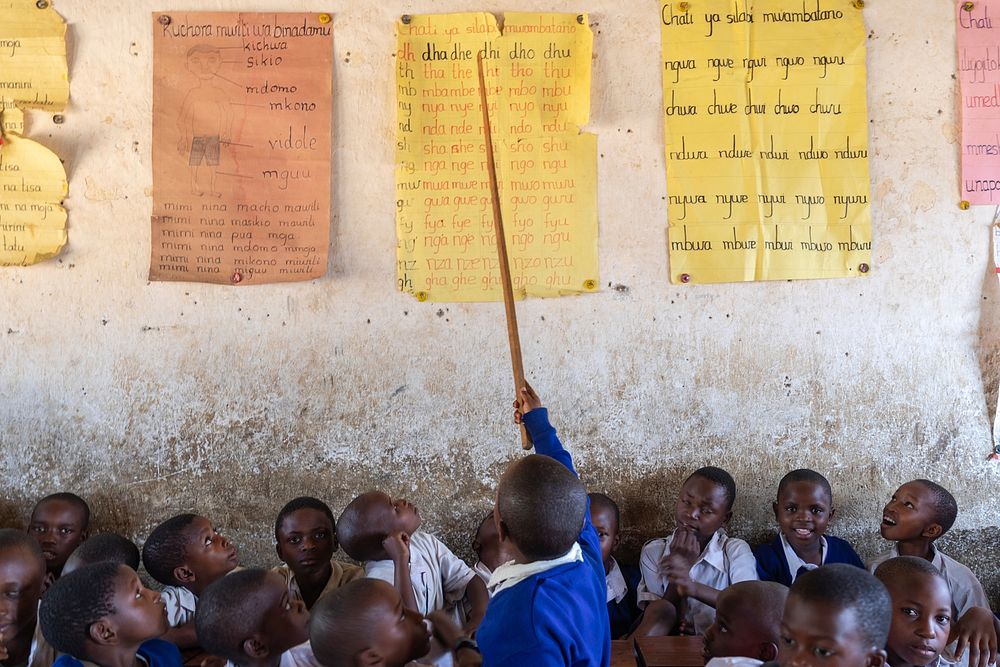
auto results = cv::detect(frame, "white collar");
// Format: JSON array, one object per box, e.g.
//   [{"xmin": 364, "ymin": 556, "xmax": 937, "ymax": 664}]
[
  {"xmin": 779, "ymin": 532, "xmax": 827, "ymax": 581},
  {"xmin": 487, "ymin": 543, "xmax": 583, "ymax": 596},
  {"xmin": 606, "ymin": 557, "xmax": 628, "ymax": 604}
]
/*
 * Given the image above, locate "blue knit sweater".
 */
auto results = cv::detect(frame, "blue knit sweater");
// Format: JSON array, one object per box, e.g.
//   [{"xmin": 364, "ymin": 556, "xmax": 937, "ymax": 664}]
[
  {"xmin": 477, "ymin": 408, "xmax": 611, "ymax": 667},
  {"xmin": 753, "ymin": 534, "xmax": 865, "ymax": 586}
]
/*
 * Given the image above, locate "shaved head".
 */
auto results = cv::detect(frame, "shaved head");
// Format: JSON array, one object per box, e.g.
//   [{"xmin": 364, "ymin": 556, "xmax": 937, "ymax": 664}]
[{"xmin": 497, "ymin": 454, "xmax": 586, "ymax": 561}]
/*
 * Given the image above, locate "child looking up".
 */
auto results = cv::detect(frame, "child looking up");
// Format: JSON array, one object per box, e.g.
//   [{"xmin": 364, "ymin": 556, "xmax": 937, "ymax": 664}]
[
  {"xmin": 470, "ymin": 512, "xmax": 505, "ymax": 583},
  {"xmin": 62, "ymin": 533, "xmax": 140, "ymax": 576},
  {"xmin": 26, "ymin": 493, "xmax": 90, "ymax": 581},
  {"xmin": 0, "ymin": 529, "xmax": 48, "ymax": 667},
  {"xmin": 873, "ymin": 557, "xmax": 952, "ymax": 667},
  {"xmin": 588, "ymin": 492, "xmax": 642, "ymax": 640},
  {"xmin": 637, "ymin": 466, "xmax": 758, "ymax": 635},
  {"xmin": 703, "ymin": 581, "xmax": 788, "ymax": 667},
  {"xmin": 308, "ymin": 578, "xmax": 432, "ymax": 667},
  {"xmin": 273, "ymin": 497, "xmax": 363, "ymax": 610},
  {"xmin": 38, "ymin": 562, "xmax": 180, "ymax": 667},
  {"xmin": 141, "ymin": 514, "xmax": 239, "ymax": 648},
  {"xmin": 869, "ymin": 480, "xmax": 996, "ymax": 667},
  {"xmin": 475, "ymin": 385, "xmax": 610, "ymax": 666},
  {"xmin": 337, "ymin": 492, "xmax": 488, "ymax": 633},
  {"xmin": 754, "ymin": 469, "xmax": 864, "ymax": 585},
  {"xmin": 777, "ymin": 564, "xmax": 890, "ymax": 667},
  {"xmin": 196, "ymin": 569, "xmax": 316, "ymax": 667}
]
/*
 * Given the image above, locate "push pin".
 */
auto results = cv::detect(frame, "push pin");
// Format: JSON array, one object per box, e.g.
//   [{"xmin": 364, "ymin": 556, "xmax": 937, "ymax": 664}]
[
  {"xmin": 53, "ymin": 114, "xmax": 64, "ymax": 124},
  {"xmin": 851, "ymin": 0, "xmax": 864, "ymax": 8},
  {"xmin": 416, "ymin": 291, "xmax": 428, "ymax": 302},
  {"xmin": 959, "ymin": 200, "xmax": 971, "ymax": 210},
  {"xmin": 678, "ymin": 2, "xmax": 691, "ymax": 11},
  {"xmin": 158, "ymin": 15, "xmax": 171, "ymax": 26},
  {"xmin": 231, "ymin": 270, "xmax": 243, "ymax": 284},
  {"xmin": 583, "ymin": 279, "xmax": 597, "ymax": 290},
  {"xmin": 963, "ymin": 1, "xmax": 975, "ymax": 10},
  {"xmin": 859, "ymin": 263, "xmax": 870, "ymax": 274},
  {"xmin": 35, "ymin": 0, "xmax": 48, "ymax": 8},
  {"xmin": 577, "ymin": 14, "xmax": 585, "ymax": 24},
  {"xmin": 401, "ymin": 14, "xmax": 412, "ymax": 24},
  {"xmin": 318, "ymin": 13, "xmax": 332, "ymax": 24},
  {"xmin": 680, "ymin": 273, "xmax": 691, "ymax": 283}
]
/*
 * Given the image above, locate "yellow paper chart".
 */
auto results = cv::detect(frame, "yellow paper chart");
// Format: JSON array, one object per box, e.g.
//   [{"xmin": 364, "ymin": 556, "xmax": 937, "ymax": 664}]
[
  {"xmin": 395, "ymin": 12, "xmax": 599, "ymax": 302},
  {"xmin": 0, "ymin": 113, "xmax": 69, "ymax": 266},
  {"xmin": 0, "ymin": 0, "xmax": 70, "ymax": 113},
  {"xmin": 661, "ymin": 0, "xmax": 873, "ymax": 284}
]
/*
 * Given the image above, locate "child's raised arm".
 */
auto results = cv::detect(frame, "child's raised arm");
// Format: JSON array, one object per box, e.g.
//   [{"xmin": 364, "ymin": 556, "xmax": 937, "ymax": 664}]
[
  {"xmin": 382, "ymin": 532, "xmax": 419, "ymax": 613},
  {"xmin": 513, "ymin": 385, "xmax": 575, "ymax": 474}
]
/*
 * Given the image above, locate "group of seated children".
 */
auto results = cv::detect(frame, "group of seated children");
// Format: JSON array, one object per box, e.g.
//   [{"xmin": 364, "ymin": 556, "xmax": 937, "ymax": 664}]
[{"xmin": 1, "ymin": 386, "xmax": 997, "ymax": 667}]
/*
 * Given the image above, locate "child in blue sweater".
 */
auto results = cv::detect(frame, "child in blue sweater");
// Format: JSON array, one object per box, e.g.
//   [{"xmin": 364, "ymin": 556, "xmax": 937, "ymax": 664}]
[
  {"xmin": 476, "ymin": 385, "xmax": 611, "ymax": 667},
  {"xmin": 38, "ymin": 561, "xmax": 181, "ymax": 667},
  {"xmin": 754, "ymin": 469, "xmax": 864, "ymax": 586}
]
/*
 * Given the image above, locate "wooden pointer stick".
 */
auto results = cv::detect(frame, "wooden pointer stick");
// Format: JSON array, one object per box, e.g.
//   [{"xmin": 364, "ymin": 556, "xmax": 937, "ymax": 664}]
[{"xmin": 476, "ymin": 54, "xmax": 532, "ymax": 450}]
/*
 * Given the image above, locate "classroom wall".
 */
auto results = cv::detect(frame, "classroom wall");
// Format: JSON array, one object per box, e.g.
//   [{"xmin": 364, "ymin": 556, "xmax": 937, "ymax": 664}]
[{"xmin": 2, "ymin": 0, "xmax": 999, "ymax": 603}]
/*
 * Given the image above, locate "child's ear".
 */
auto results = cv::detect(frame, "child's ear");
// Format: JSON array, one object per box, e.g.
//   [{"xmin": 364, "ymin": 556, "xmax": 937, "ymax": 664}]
[
  {"xmin": 865, "ymin": 648, "xmax": 887, "ymax": 667},
  {"xmin": 612, "ymin": 532, "xmax": 621, "ymax": 550},
  {"xmin": 173, "ymin": 565, "xmax": 196, "ymax": 585},
  {"xmin": 772, "ymin": 501, "xmax": 780, "ymax": 522},
  {"xmin": 275, "ymin": 542, "xmax": 283, "ymax": 562},
  {"xmin": 352, "ymin": 648, "xmax": 384, "ymax": 667},
  {"xmin": 758, "ymin": 642, "xmax": 779, "ymax": 662},
  {"xmin": 828, "ymin": 507, "xmax": 837, "ymax": 522},
  {"xmin": 922, "ymin": 523, "xmax": 944, "ymax": 540},
  {"xmin": 88, "ymin": 619, "xmax": 117, "ymax": 646},
  {"xmin": 724, "ymin": 510, "xmax": 733, "ymax": 525},
  {"xmin": 242, "ymin": 637, "xmax": 269, "ymax": 659}
]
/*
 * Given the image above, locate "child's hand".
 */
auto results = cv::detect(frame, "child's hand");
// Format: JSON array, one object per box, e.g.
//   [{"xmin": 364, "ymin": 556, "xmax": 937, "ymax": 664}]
[
  {"xmin": 950, "ymin": 606, "xmax": 998, "ymax": 667},
  {"xmin": 513, "ymin": 384, "xmax": 543, "ymax": 424},
  {"xmin": 661, "ymin": 554, "xmax": 695, "ymax": 597},
  {"xmin": 667, "ymin": 527, "xmax": 701, "ymax": 569},
  {"xmin": 428, "ymin": 610, "xmax": 468, "ymax": 649},
  {"xmin": 382, "ymin": 531, "xmax": 410, "ymax": 563}
]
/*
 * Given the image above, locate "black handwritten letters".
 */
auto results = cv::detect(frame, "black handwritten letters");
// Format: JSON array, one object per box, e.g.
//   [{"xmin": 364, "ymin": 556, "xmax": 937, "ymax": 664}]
[
  {"xmin": 151, "ymin": 12, "xmax": 332, "ymax": 284},
  {"xmin": 660, "ymin": 0, "xmax": 873, "ymax": 282}
]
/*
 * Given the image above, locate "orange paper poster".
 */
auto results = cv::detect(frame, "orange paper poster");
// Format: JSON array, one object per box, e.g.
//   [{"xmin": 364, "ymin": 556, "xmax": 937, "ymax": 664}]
[
  {"xmin": 151, "ymin": 12, "xmax": 332, "ymax": 285},
  {"xmin": 958, "ymin": 0, "xmax": 1000, "ymax": 204}
]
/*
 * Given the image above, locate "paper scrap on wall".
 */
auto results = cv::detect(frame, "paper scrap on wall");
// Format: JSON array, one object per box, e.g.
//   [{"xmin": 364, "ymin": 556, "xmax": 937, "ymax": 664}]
[
  {"xmin": 0, "ymin": 0, "xmax": 69, "ymax": 266},
  {"xmin": 395, "ymin": 12, "xmax": 598, "ymax": 302},
  {"xmin": 957, "ymin": 0, "xmax": 1000, "ymax": 205},
  {"xmin": 661, "ymin": 0, "xmax": 872, "ymax": 284},
  {"xmin": 151, "ymin": 12, "xmax": 333, "ymax": 285}
]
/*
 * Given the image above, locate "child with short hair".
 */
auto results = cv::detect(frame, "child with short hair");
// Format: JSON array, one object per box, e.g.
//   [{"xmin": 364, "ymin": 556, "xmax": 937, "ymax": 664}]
[
  {"xmin": 703, "ymin": 581, "xmax": 788, "ymax": 667},
  {"xmin": 196, "ymin": 569, "xmax": 316, "ymax": 667},
  {"xmin": 754, "ymin": 469, "xmax": 864, "ymax": 585},
  {"xmin": 470, "ymin": 511, "xmax": 504, "ymax": 583},
  {"xmin": 141, "ymin": 514, "xmax": 239, "ymax": 648},
  {"xmin": 475, "ymin": 385, "xmax": 610, "ymax": 666},
  {"xmin": 776, "ymin": 564, "xmax": 890, "ymax": 667},
  {"xmin": 336, "ymin": 492, "xmax": 488, "ymax": 633},
  {"xmin": 272, "ymin": 497, "xmax": 363, "ymax": 610},
  {"xmin": 308, "ymin": 578, "xmax": 433, "ymax": 667},
  {"xmin": 636, "ymin": 466, "xmax": 758, "ymax": 636},
  {"xmin": 869, "ymin": 480, "xmax": 997, "ymax": 667},
  {"xmin": 0, "ymin": 529, "xmax": 50, "ymax": 667},
  {"xmin": 873, "ymin": 557, "xmax": 952, "ymax": 667},
  {"xmin": 38, "ymin": 562, "xmax": 181, "ymax": 667},
  {"xmin": 588, "ymin": 492, "xmax": 642, "ymax": 639},
  {"xmin": 26, "ymin": 493, "xmax": 90, "ymax": 580},
  {"xmin": 62, "ymin": 533, "xmax": 141, "ymax": 576}
]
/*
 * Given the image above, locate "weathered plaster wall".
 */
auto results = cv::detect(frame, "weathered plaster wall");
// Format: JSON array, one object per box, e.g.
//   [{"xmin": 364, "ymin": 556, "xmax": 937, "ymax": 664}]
[{"xmin": 2, "ymin": 1, "xmax": 999, "ymax": 604}]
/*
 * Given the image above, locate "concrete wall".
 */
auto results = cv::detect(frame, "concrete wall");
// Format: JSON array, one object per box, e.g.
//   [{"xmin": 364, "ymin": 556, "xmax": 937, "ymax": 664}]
[{"xmin": 2, "ymin": 0, "xmax": 999, "ymax": 605}]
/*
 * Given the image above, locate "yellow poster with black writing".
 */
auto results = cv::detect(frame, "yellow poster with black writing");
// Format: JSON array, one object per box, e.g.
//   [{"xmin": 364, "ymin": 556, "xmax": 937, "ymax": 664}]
[
  {"xmin": 0, "ymin": 0, "xmax": 69, "ymax": 266},
  {"xmin": 395, "ymin": 12, "xmax": 598, "ymax": 302},
  {"xmin": 661, "ymin": 0, "xmax": 872, "ymax": 284}
]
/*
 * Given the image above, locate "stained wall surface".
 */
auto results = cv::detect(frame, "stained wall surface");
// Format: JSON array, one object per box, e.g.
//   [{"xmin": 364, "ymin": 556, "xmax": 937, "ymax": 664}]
[{"xmin": 2, "ymin": 0, "xmax": 999, "ymax": 604}]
